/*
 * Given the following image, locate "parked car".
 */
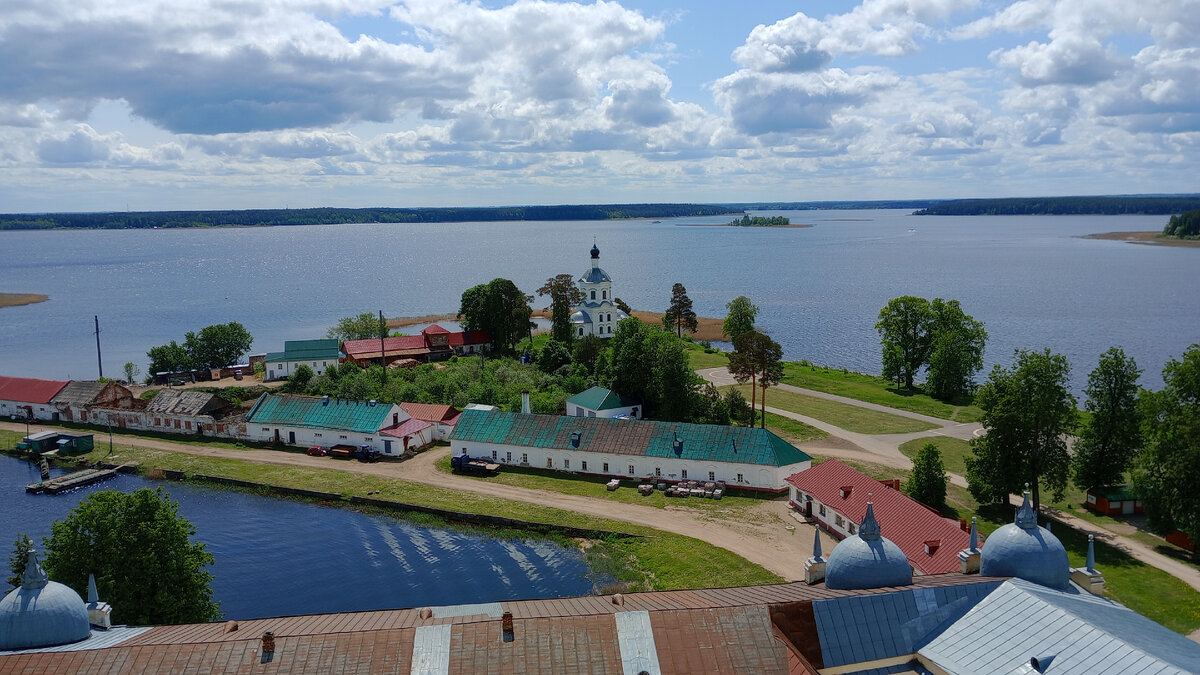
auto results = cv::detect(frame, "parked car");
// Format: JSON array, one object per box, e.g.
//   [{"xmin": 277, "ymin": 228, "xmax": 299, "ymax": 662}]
[{"xmin": 306, "ymin": 446, "xmax": 329, "ymax": 456}]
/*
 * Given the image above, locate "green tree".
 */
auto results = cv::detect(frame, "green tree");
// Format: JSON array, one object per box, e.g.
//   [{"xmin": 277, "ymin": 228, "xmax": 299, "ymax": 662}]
[
  {"xmin": 327, "ymin": 312, "xmax": 386, "ymax": 341},
  {"xmin": 1132, "ymin": 344, "xmax": 1200, "ymax": 547},
  {"xmin": 283, "ymin": 364, "xmax": 314, "ymax": 393},
  {"xmin": 147, "ymin": 340, "xmax": 191, "ymax": 375},
  {"xmin": 458, "ymin": 278, "xmax": 533, "ymax": 353},
  {"xmin": 662, "ymin": 283, "xmax": 698, "ymax": 338},
  {"xmin": 906, "ymin": 443, "xmax": 948, "ymax": 509},
  {"xmin": 572, "ymin": 334, "xmax": 606, "ymax": 374},
  {"xmin": 122, "ymin": 361, "xmax": 140, "ymax": 384},
  {"xmin": 965, "ymin": 349, "xmax": 1077, "ymax": 512},
  {"xmin": 609, "ymin": 319, "xmax": 700, "ymax": 421},
  {"xmin": 926, "ymin": 298, "xmax": 987, "ymax": 401},
  {"xmin": 728, "ymin": 330, "xmax": 783, "ymax": 428},
  {"xmin": 7, "ymin": 533, "xmax": 33, "ymax": 590},
  {"xmin": 538, "ymin": 274, "xmax": 585, "ymax": 343},
  {"xmin": 43, "ymin": 488, "xmax": 220, "ymax": 625},
  {"xmin": 1072, "ymin": 347, "xmax": 1143, "ymax": 491},
  {"xmin": 722, "ymin": 295, "xmax": 759, "ymax": 344},
  {"xmin": 1163, "ymin": 210, "xmax": 1200, "ymax": 239},
  {"xmin": 183, "ymin": 322, "xmax": 253, "ymax": 369},
  {"xmin": 614, "ymin": 297, "xmax": 633, "ymax": 315},
  {"xmin": 537, "ymin": 339, "xmax": 572, "ymax": 374},
  {"xmin": 875, "ymin": 296, "xmax": 935, "ymax": 389}
]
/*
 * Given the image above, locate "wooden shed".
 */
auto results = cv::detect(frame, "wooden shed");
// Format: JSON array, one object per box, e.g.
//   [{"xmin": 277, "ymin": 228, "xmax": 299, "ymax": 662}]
[{"xmin": 1085, "ymin": 485, "xmax": 1144, "ymax": 516}]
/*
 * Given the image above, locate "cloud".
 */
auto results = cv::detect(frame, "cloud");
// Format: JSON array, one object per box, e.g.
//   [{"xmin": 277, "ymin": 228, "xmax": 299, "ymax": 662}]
[
  {"xmin": 713, "ymin": 69, "xmax": 899, "ymax": 135},
  {"xmin": 991, "ymin": 36, "xmax": 1124, "ymax": 86},
  {"xmin": 37, "ymin": 124, "xmax": 114, "ymax": 164}
]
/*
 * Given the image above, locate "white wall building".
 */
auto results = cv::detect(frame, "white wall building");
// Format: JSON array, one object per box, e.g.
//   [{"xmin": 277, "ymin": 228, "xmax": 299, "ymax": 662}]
[
  {"xmin": 245, "ymin": 393, "xmax": 411, "ymax": 456},
  {"xmin": 569, "ymin": 243, "xmax": 629, "ymax": 338}
]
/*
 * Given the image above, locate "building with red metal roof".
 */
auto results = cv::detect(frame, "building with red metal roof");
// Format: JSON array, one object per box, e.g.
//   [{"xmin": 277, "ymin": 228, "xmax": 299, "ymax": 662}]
[
  {"xmin": 399, "ymin": 402, "xmax": 462, "ymax": 441},
  {"xmin": 785, "ymin": 459, "xmax": 972, "ymax": 575},
  {"xmin": 342, "ymin": 325, "xmax": 490, "ymax": 366},
  {"xmin": 0, "ymin": 375, "xmax": 69, "ymax": 422}
]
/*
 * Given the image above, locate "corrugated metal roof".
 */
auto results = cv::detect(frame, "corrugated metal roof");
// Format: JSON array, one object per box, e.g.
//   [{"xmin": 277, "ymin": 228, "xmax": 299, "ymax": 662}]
[
  {"xmin": 568, "ymin": 386, "xmax": 638, "ymax": 411},
  {"xmin": 919, "ymin": 578, "xmax": 1200, "ymax": 675},
  {"xmin": 411, "ymin": 624, "xmax": 451, "ymax": 675},
  {"xmin": 275, "ymin": 339, "xmax": 342, "ymax": 361},
  {"xmin": 786, "ymin": 460, "xmax": 971, "ymax": 574},
  {"xmin": 450, "ymin": 410, "xmax": 811, "ymax": 467},
  {"xmin": 812, "ymin": 582, "xmax": 1001, "ymax": 667},
  {"xmin": 246, "ymin": 393, "xmax": 395, "ymax": 434},
  {"xmin": 616, "ymin": 611, "xmax": 662, "ymax": 675},
  {"xmin": 50, "ymin": 381, "xmax": 107, "ymax": 406},
  {"xmin": 400, "ymin": 403, "xmax": 462, "ymax": 424},
  {"xmin": 0, "ymin": 376, "xmax": 69, "ymax": 405},
  {"xmin": 144, "ymin": 389, "xmax": 227, "ymax": 416},
  {"xmin": 381, "ymin": 418, "xmax": 432, "ymax": 439}
]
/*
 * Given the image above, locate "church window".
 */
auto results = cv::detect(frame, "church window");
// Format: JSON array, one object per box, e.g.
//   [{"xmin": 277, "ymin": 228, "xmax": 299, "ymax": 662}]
[
  {"xmin": 603, "ymin": 290, "xmax": 607, "ymax": 299},
  {"xmin": 579, "ymin": 327, "xmax": 584, "ymax": 336},
  {"xmin": 591, "ymin": 290, "xmax": 596, "ymax": 300}
]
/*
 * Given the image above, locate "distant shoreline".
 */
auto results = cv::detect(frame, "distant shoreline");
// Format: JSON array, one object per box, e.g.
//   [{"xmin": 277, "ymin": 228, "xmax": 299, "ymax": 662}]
[
  {"xmin": 0, "ymin": 293, "xmax": 49, "ymax": 308},
  {"xmin": 390, "ymin": 310, "xmax": 727, "ymax": 341},
  {"xmin": 677, "ymin": 222, "xmax": 813, "ymax": 229},
  {"xmin": 1084, "ymin": 231, "xmax": 1200, "ymax": 247}
]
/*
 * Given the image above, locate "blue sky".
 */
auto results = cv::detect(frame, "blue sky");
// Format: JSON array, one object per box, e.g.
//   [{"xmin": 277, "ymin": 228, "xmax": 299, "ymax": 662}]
[{"xmin": 0, "ymin": 0, "xmax": 1196, "ymax": 212}]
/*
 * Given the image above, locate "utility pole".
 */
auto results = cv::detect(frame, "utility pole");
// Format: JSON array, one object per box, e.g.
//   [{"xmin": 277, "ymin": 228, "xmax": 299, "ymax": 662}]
[
  {"xmin": 94, "ymin": 315, "xmax": 103, "ymax": 379},
  {"xmin": 379, "ymin": 310, "xmax": 387, "ymax": 386}
]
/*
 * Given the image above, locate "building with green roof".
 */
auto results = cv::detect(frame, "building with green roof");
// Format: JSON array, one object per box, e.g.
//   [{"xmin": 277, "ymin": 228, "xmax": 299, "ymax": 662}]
[
  {"xmin": 449, "ymin": 409, "xmax": 811, "ymax": 491},
  {"xmin": 245, "ymin": 393, "xmax": 410, "ymax": 455},
  {"xmin": 565, "ymin": 386, "xmax": 641, "ymax": 419},
  {"xmin": 264, "ymin": 339, "xmax": 344, "ymax": 381}
]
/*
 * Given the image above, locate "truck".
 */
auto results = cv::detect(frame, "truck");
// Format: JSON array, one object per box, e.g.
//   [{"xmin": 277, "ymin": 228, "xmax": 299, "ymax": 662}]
[
  {"xmin": 451, "ymin": 451, "xmax": 500, "ymax": 475},
  {"xmin": 329, "ymin": 444, "xmax": 357, "ymax": 459}
]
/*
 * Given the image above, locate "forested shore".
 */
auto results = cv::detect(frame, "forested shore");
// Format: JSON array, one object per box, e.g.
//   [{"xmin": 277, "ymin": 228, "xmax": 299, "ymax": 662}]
[{"xmin": 914, "ymin": 195, "xmax": 1200, "ymax": 216}]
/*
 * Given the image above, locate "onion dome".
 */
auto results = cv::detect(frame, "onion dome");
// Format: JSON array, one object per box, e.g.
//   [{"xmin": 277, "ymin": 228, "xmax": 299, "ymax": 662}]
[
  {"xmin": 980, "ymin": 491, "xmax": 1069, "ymax": 589},
  {"xmin": 825, "ymin": 499, "xmax": 913, "ymax": 590},
  {"xmin": 0, "ymin": 549, "xmax": 91, "ymax": 650},
  {"xmin": 590, "ymin": 242, "xmax": 600, "ymax": 259}
]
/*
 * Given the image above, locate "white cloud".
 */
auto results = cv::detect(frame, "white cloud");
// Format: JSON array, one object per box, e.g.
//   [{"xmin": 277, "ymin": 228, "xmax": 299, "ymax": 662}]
[
  {"xmin": 37, "ymin": 124, "xmax": 115, "ymax": 164},
  {"xmin": 991, "ymin": 36, "xmax": 1124, "ymax": 86}
]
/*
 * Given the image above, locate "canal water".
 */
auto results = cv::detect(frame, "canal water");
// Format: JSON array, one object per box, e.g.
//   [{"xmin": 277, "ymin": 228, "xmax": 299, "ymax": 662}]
[{"xmin": 0, "ymin": 454, "xmax": 600, "ymax": 620}]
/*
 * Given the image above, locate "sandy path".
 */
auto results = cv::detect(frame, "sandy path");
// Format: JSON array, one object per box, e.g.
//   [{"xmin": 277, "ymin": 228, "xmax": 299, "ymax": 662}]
[{"xmin": 2, "ymin": 421, "xmax": 832, "ymax": 582}]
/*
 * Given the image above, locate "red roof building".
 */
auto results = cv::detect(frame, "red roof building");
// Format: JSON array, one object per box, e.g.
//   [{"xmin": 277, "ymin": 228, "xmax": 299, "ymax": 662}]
[
  {"xmin": 785, "ymin": 460, "xmax": 972, "ymax": 575},
  {"xmin": 0, "ymin": 376, "xmax": 69, "ymax": 421},
  {"xmin": 399, "ymin": 402, "xmax": 461, "ymax": 442},
  {"xmin": 342, "ymin": 325, "xmax": 490, "ymax": 366}
]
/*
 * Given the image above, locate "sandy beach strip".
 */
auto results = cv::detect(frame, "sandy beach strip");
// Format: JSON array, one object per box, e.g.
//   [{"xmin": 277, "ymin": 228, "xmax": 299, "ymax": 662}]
[
  {"xmin": 1084, "ymin": 231, "xmax": 1200, "ymax": 247},
  {"xmin": 0, "ymin": 292, "xmax": 49, "ymax": 308}
]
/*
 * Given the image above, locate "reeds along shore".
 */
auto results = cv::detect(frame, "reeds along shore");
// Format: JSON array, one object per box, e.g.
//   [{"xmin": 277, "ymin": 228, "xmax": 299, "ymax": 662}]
[{"xmin": 0, "ymin": 293, "xmax": 49, "ymax": 308}]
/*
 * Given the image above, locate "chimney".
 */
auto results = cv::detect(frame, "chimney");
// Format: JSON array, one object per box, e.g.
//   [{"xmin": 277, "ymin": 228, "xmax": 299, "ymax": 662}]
[
  {"xmin": 1030, "ymin": 655, "xmax": 1055, "ymax": 673},
  {"xmin": 521, "ymin": 391, "xmax": 531, "ymax": 414},
  {"xmin": 958, "ymin": 517, "xmax": 981, "ymax": 574},
  {"xmin": 260, "ymin": 631, "xmax": 276, "ymax": 664},
  {"xmin": 322, "ymin": 395, "xmax": 330, "ymax": 406},
  {"xmin": 501, "ymin": 611, "xmax": 515, "ymax": 643}
]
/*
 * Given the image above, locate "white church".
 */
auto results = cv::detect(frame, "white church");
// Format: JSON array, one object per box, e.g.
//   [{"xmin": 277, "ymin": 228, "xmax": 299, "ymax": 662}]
[{"xmin": 570, "ymin": 242, "xmax": 629, "ymax": 338}]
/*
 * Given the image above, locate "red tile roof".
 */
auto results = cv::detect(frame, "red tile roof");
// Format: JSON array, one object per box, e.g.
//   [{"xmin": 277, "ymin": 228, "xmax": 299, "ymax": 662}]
[
  {"xmin": 446, "ymin": 330, "xmax": 489, "ymax": 347},
  {"xmin": 400, "ymin": 402, "xmax": 462, "ymax": 424},
  {"xmin": 0, "ymin": 375, "xmax": 69, "ymax": 405},
  {"xmin": 785, "ymin": 460, "xmax": 972, "ymax": 575},
  {"xmin": 380, "ymin": 418, "xmax": 432, "ymax": 438},
  {"xmin": 422, "ymin": 323, "xmax": 451, "ymax": 335}
]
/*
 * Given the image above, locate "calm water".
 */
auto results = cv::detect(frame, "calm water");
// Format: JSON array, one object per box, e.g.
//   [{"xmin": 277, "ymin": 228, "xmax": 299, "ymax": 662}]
[
  {"xmin": 0, "ymin": 455, "xmax": 597, "ymax": 619},
  {"xmin": 1, "ymin": 210, "xmax": 1197, "ymax": 392}
]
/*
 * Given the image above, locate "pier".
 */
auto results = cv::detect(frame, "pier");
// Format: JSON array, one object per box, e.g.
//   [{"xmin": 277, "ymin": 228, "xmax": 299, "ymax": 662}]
[{"xmin": 26, "ymin": 466, "xmax": 126, "ymax": 494}]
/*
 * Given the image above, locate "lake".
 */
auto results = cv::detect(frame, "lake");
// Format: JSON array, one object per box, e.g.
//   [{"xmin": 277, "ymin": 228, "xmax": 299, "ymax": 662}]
[
  {"xmin": 1, "ymin": 211, "xmax": 1196, "ymax": 392},
  {"xmin": 0, "ymin": 454, "xmax": 599, "ymax": 619}
]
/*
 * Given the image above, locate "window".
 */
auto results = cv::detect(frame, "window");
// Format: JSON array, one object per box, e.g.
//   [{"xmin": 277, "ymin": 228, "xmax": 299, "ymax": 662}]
[
  {"xmin": 591, "ymin": 290, "xmax": 596, "ymax": 300},
  {"xmin": 603, "ymin": 462, "xmax": 609, "ymax": 472},
  {"xmin": 581, "ymin": 461, "xmax": 588, "ymax": 471},
  {"xmin": 819, "ymin": 504, "xmax": 826, "ymax": 516},
  {"xmin": 575, "ymin": 407, "xmax": 584, "ymax": 417},
  {"xmin": 521, "ymin": 453, "xmax": 528, "ymax": 464},
  {"xmin": 547, "ymin": 458, "xmax": 553, "ymax": 468},
  {"xmin": 339, "ymin": 435, "xmax": 348, "ymax": 439},
  {"xmin": 737, "ymin": 473, "xmax": 744, "ymax": 483},
  {"xmin": 492, "ymin": 450, "xmax": 498, "ymax": 460},
  {"xmin": 365, "ymin": 437, "xmax": 372, "ymax": 441},
  {"xmin": 628, "ymin": 465, "xmax": 635, "ymax": 475},
  {"xmin": 708, "ymin": 471, "xmax": 715, "ymax": 481},
  {"xmin": 655, "ymin": 467, "xmax": 661, "ymax": 477},
  {"xmin": 835, "ymin": 515, "xmax": 845, "ymax": 527},
  {"xmin": 506, "ymin": 451, "xmax": 512, "ymax": 462},
  {"xmin": 314, "ymin": 432, "xmax": 322, "ymax": 437},
  {"xmin": 588, "ymin": 411, "xmax": 596, "ymax": 417},
  {"xmin": 681, "ymin": 469, "xmax": 688, "ymax": 479},
  {"xmin": 578, "ymin": 327, "xmax": 584, "ymax": 336},
  {"xmin": 603, "ymin": 290, "xmax": 607, "ymax": 299},
  {"xmin": 848, "ymin": 523, "xmax": 856, "ymax": 535},
  {"xmin": 185, "ymin": 421, "xmax": 192, "ymax": 430},
  {"xmin": 564, "ymin": 459, "xmax": 570, "ymax": 469},
  {"xmin": 262, "ymin": 427, "xmax": 270, "ymax": 432}
]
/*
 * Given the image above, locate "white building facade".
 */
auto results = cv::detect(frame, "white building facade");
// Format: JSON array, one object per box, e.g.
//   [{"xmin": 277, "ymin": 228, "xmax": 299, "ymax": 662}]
[{"xmin": 570, "ymin": 243, "xmax": 629, "ymax": 338}]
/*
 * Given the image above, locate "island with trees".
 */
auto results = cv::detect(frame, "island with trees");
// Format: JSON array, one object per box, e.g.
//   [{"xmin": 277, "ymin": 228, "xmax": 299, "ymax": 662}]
[
  {"xmin": 1162, "ymin": 210, "xmax": 1200, "ymax": 240},
  {"xmin": 727, "ymin": 215, "xmax": 792, "ymax": 227}
]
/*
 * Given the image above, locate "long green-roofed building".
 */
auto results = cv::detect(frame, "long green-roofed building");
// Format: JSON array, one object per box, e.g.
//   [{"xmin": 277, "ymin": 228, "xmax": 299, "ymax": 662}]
[
  {"xmin": 450, "ymin": 409, "xmax": 811, "ymax": 491},
  {"xmin": 245, "ymin": 393, "xmax": 414, "ymax": 455}
]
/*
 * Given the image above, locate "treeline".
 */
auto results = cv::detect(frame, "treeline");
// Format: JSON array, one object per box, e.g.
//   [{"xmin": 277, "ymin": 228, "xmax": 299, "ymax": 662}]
[
  {"xmin": 0, "ymin": 204, "xmax": 737, "ymax": 230},
  {"xmin": 1162, "ymin": 210, "xmax": 1200, "ymax": 239},
  {"xmin": 913, "ymin": 195, "xmax": 1200, "ymax": 216},
  {"xmin": 728, "ymin": 215, "xmax": 791, "ymax": 227},
  {"xmin": 724, "ymin": 200, "xmax": 943, "ymax": 211}
]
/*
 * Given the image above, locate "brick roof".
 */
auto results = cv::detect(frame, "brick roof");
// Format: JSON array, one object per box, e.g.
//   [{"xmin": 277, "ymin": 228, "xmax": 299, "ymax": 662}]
[
  {"xmin": 0, "ymin": 376, "xmax": 68, "ymax": 405},
  {"xmin": 785, "ymin": 460, "xmax": 972, "ymax": 575},
  {"xmin": 400, "ymin": 402, "xmax": 461, "ymax": 424},
  {"xmin": 451, "ymin": 409, "xmax": 811, "ymax": 467},
  {"xmin": 245, "ymin": 393, "xmax": 396, "ymax": 434}
]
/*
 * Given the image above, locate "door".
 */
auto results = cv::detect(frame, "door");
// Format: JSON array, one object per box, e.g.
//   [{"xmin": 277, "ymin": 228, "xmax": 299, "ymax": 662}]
[
  {"xmin": 1122, "ymin": 500, "xmax": 1135, "ymax": 515},
  {"xmin": 384, "ymin": 439, "xmax": 392, "ymax": 454},
  {"xmin": 288, "ymin": 431, "xmax": 295, "ymax": 445},
  {"xmin": 806, "ymin": 500, "xmax": 813, "ymax": 518}
]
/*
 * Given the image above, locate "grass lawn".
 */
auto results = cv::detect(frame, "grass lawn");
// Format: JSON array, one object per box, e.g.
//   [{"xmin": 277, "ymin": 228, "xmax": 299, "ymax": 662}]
[
  {"xmin": 684, "ymin": 342, "xmax": 730, "ymax": 370},
  {"xmin": 726, "ymin": 384, "xmax": 939, "ymax": 434},
  {"xmin": 761, "ymin": 412, "xmax": 828, "ymax": 445},
  {"xmin": 779, "ymin": 362, "xmax": 982, "ymax": 423},
  {"xmin": 1, "ymin": 431, "xmax": 781, "ymax": 591},
  {"xmin": 899, "ymin": 436, "xmax": 972, "ymax": 477}
]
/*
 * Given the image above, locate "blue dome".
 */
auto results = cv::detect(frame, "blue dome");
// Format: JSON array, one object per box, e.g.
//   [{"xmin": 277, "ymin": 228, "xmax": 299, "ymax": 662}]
[
  {"xmin": 570, "ymin": 309, "xmax": 591, "ymax": 324},
  {"xmin": 590, "ymin": 243, "xmax": 600, "ymax": 259},
  {"xmin": 825, "ymin": 502, "xmax": 912, "ymax": 590},
  {"xmin": 0, "ymin": 551, "xmax": 91, "ymax": 650},
  {"xmin": 580, "ymin": 267, "xmax": 611, "ymax": 284},
  {"xmin": 980, "ymin": 492, "xmax": 1069, "ymax": 589}
]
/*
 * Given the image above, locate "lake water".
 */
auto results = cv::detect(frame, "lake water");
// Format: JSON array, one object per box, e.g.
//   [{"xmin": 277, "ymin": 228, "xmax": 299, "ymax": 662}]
[
  {"xmin": 1, "ymin": 210, "xmax": 1196, "ymax": 392},
  {"xmin": 0, "ymin": 454, "xmax": 598, "ymax": 619}
]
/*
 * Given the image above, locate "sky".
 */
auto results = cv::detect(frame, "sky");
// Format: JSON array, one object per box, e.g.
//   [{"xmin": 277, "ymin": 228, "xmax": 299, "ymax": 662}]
[{"xmin": 1, "ymin": 0, "xmax": 1197, "ymax": 212}]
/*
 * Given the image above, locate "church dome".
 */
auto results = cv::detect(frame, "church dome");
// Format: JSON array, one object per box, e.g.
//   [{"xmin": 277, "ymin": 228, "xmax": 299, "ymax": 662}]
[
  {"xmin": 0, "ymin": 550, "xmax": 91, "ymax": 650},
  {"xmin": 825, "ymin": 501, "xmax": 913, "ymax": 590},
  {"xmin": 980, "ymin": 491, "xmax": 1069, "ymax": 589},
  {"xmin": 590, "ymin": 243, "xmax": 600, "ymax": 259}
]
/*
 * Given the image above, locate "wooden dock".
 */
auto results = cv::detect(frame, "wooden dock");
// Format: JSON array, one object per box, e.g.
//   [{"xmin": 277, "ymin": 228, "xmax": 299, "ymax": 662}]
[{"xmin": 26, "ymin": 467, "xmax": 118, "ymax": 494}]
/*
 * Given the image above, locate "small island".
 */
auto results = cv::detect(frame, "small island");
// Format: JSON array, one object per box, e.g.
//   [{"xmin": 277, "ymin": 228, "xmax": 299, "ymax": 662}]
[
  {"xmin": 1084, "ymin": 209, "xmax": 1200, "ymax": 247},
  {"xmin": 0, "ymin": 292, "xmax": 49, "ymax": 308},
  {"xmin": 728, "ymin": 215, "xmax": 793, "ymax": 227}
]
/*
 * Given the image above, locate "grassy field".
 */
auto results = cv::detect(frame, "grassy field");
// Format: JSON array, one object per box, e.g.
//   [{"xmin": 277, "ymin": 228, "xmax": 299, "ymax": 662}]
[
  {"xmin": 726, "ymin": 384, "xmax": 939, "ymax": 434},
  {"xmin": 684, "ymin": 341, "xmax": 730, "ymax": 370},
  {"xmin": 761, "ymin": 412, "xmax": 828, "ymax": 445},
  {"xmin": 1, "ymin": 431, "xmax": 781, "ymax": 591},
  {"xmin": 899, "ymin": 436, "xmax": 972, "ymax": 477},
  {"xmin": 779, "ymin": 362, "xmax": 983, "ymax": 423}
]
